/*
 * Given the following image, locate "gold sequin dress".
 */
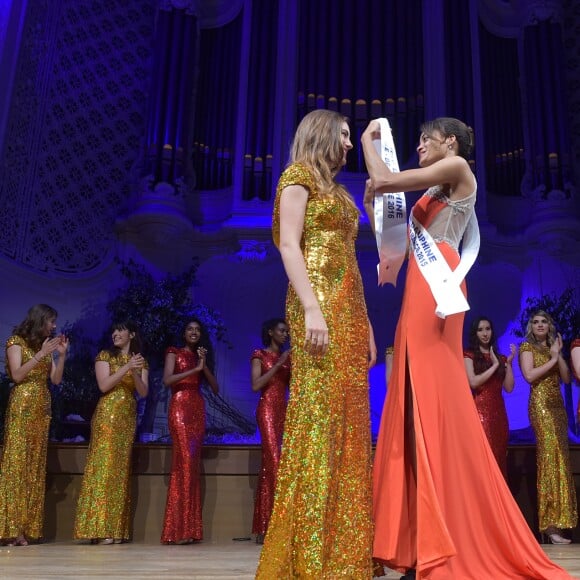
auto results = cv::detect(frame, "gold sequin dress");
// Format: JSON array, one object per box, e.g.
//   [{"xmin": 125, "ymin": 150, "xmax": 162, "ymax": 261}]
[
  {"xmin": 522, "ymin": 341, "xmax": 578, "ymax": 532},
  {"xmin": 256, "ymin": 163, "xmax": 373, "ymax": 578},
  {"xmin": 0, "ymin": 336, "xmax": 52, "ymax": 540},
  {"xmin": 74, "ymin": 350, "xmax": 145, "ymax": 540}
]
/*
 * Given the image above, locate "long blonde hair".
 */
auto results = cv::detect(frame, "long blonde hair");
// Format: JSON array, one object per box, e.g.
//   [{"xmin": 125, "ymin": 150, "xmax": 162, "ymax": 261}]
[
  {"xmin": 525, "ymin": 309, "xmax": 557, "ymax": 346},
  {"xmin": 289, "ymin": 109, "xmax": 356, "ymax": 210}
]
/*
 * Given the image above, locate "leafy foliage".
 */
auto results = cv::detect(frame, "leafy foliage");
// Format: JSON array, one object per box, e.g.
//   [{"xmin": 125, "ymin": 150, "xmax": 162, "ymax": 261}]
[
  {"xmin": 513, "ymin": 287, "xmax": 580, "ymax": 356},
  {"xmin": 103, "ymin": 259, "xmax": 234, "ymax": 437},
  {"xmin": 106, "ymin": 259, "xmax": 230, "ymax": 367},
  {"xmin": 52, "ymin": 259, "xmax": 234, "ymax": 440}
]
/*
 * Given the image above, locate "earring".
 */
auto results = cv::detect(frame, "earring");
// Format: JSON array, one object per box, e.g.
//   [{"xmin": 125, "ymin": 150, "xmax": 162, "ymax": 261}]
[{"xmin": 448, "ymin": 144, "xmax": 453, "ymax": 150}]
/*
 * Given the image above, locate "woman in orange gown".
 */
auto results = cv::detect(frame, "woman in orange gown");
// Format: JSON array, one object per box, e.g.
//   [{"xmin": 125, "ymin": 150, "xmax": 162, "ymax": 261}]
[
  {"xmin": 361, "ymin": 117, "xmax": 572, "ymax": 579},
  {"xmin": 464, "ymin": 316, "xmax": 515, "ymax": 478},
  {"xmin": 161, "ymin": 318, "xmax": 219, "ymax": 545},
  {"xmin": 251, "ymin": 318, "xmax": 290, "ymax": 544}
]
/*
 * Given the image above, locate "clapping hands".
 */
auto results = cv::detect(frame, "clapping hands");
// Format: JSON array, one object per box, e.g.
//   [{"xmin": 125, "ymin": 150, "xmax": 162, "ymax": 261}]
[
  {"xmin": 128, "ymin": 353, "xmax": 145, "ymax": 372},
  {"xmin": 194, "ymin": 347, "xmax": 207, "ymax": 372},
  {"xmin": 40, "ymin": 334, "xmax": 68, "ymax": 358},
  {"xmin": 550, "ymin": 333, "xmax": 564, "ymax": 359}
]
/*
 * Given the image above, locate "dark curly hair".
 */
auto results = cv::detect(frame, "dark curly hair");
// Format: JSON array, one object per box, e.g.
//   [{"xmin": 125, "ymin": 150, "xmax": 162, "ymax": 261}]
[
  {"xmin": 181, "ymin": 317, "xmax": 215, "ymax": 372},
  {"xmin": 261, "ymin": 318, "xmax": 287, "ymax": 347}
]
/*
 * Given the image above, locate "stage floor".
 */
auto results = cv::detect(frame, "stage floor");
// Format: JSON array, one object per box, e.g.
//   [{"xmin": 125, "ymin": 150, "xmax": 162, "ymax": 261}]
[{"xmin": 0, "ymin": 541, "xmax": 579, "ymax": 579}]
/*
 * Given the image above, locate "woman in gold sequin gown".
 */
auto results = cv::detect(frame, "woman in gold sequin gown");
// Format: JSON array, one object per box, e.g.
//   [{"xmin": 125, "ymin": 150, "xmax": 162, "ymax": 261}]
[
  {"xmin": 74, "ymin": 321, "xmax": 148, "ymax": 544},
  {"xmin": 520, "ymin": 310, "xmax": 576, "ymax": 544},
  {"xmin": 0, "ymin": 304, "xmax": 68, "ymax": 546},
  {"xmin": 463, "ymin": 316, "xmax": 515, "ymax": 478},
  {"xmin": 256, "ymin": 110, "xmax": 376, "ymax": 578}
]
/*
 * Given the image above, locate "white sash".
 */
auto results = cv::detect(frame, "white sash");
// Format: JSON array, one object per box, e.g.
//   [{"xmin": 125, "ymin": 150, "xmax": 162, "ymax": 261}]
[
  {"xmin": 409, "ymin": 209, "xmax": 480, "ymax": 319},
  {"xmin": 372, "ymin": 118, "xmax": 407, "ymax": 286}
]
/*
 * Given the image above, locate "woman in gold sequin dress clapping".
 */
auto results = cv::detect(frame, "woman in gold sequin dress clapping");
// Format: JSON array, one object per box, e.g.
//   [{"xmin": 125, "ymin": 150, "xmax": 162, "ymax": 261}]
[
  {"xmin": 74, "ymin": 320, "xmax": 148, "ymax": 545},
  {"xmin": 520, "ymin": 310, "xmax": 576, "ymax": 544},
  {"xmin": 0, "ymin": 304, "xmax": 68, "ymax": 546},
  {"xmin": 256, "ymin": 109, "xmax": 376, "ymax": 578}
]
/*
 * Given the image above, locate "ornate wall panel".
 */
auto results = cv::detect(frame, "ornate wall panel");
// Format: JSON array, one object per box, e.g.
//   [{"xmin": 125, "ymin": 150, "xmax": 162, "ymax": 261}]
[{"xmin": 0, "ymin": 0, "xmax": 155, "ymax": 272}]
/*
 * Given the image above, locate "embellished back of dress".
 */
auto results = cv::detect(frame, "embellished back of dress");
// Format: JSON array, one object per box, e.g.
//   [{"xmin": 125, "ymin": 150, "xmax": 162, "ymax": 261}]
[{"xmin": 424, "ymin": 183, "xmax": 477, "ymax": 251}]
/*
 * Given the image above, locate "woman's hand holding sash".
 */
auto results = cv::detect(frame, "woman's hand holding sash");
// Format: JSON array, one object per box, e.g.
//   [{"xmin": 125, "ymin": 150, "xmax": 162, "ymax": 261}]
[
  {"xmin": 370, "ymin": 117, "xmax": 480, "ymax": 316},
  {"xmin": 372, "ymin": 118, "xmax": 407, "ymax": 287}
]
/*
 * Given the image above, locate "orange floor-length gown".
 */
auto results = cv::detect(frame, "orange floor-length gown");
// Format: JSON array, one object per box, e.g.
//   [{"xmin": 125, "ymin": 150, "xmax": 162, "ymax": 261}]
[{"xmin": 372, "ymin": 186, "xmax": 573, "ymax": 579}]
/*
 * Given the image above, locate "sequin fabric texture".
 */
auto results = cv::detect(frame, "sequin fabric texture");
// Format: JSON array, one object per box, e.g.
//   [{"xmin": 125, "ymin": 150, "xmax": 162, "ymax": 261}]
[
  {"xmin": 74, "ymin": 351, "xmax": 145, "ymax": 540},
  {"xmin": 522, "ymin": 341, "xmax": 578, "ymax": 531},
  {"xmin": 161, "ymin": 346, "xmax": 205, "ymax": 543},
  {"xmin": 257, "ymin": 163, "xmax": 373, "ymax": 578},
  {"xmin": 464, "ymin": 350, "xmax": 509, "ymax": 477},
  {"xmin": 251, "ymin": 349, "xmax": 290, "ymax": 536},
  {"xmin": 0, "ymin": 336, "xmax": 51, "ymax": 540}
]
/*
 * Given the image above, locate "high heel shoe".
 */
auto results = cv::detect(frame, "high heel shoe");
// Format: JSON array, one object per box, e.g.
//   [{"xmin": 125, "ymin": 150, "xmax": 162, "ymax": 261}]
[
  {"xmin": 99, "ymin": 538, "xmax": 114, "ymax": 545},
  {"xmin": 548, "ymin": 533, "xmax": 571, "ymax": 545},
  {"xmin": 8, "ymin": 536, "xmax": 28, "ymax": 547},
  {"xmin": 3, "ymin": 537, "xmax": 24, "ymax": 547}
]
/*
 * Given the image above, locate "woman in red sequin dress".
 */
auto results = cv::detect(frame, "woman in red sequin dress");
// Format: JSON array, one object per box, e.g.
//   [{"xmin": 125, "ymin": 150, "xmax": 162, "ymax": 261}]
[
  {"xmin": 161, "ymin": 318, "xmax": 219, "ymax": 545},
  {"xmin": 251, "ymin": 318, "xmax": 291, "ymax": 544},
  {"xmin": 463, "ymin": 316, "xmax": 515, "ymax": 478}
]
